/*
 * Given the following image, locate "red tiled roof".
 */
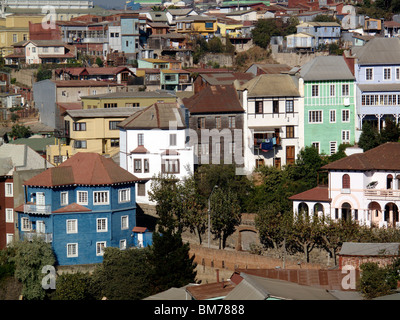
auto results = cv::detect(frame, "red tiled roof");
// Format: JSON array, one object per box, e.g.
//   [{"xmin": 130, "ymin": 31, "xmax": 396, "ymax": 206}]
[
  {"xmin": 183, "ymin": 85, "xmax": 244, "ymax": 114},
  {"xmin": 322, "ymin": 142, "xmax": 400, "ymax": 171},
  {"xmin": 130, "ymin": 145, "xmax": 149, "ymax": 154},
  {"xmin": 24, "ymin": 152, "xmax": 140, "ymax": 187},
  {"xmin": 132, "ymin": 226, "xmax": 148, "ymax": 233},
  {"xmin": 52, "ymin": 203, "xmax": 92, "ymax": 213},
  {"xmin": 289, "ymin": 186, "xmax": 330, "ymax": 202}
]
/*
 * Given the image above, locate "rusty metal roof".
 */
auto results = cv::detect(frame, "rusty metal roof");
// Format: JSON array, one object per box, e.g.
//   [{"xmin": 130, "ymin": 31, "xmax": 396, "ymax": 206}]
[
  {"xmin": 183, "ymin": 85, "xmax": 244, "ymax": 114},
  {"xmin": 239, "ymin": 74, "xmax": 300, "ymax": 98},
  {"xmin": 24, "ymin": 152, "xmax": 140, "ymax": 187}
]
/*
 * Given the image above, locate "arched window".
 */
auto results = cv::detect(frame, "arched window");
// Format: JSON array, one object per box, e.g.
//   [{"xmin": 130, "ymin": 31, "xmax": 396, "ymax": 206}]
[
  {"xmin": 387, "ymin": 174, "xmax": 393, "ymax": 189},
  {"xmin": 342, "ymin": 174, "xmax": 350, "ymax": 189}
]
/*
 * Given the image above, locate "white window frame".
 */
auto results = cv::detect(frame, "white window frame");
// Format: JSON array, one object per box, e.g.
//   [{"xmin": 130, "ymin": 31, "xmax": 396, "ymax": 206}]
[
  {"xmin": 96, "ymin": 241, "xmax": 106, "ymax": 256},
  {"xmin": 308, "ymin": 110, "xmax": 323, "ymax": 123},
  {"xmin": 342, "ymin": 84, "xmax": 349, "ymax": 96},
  {"xmin": 66, "ymin": 219, "xmax": 78, "ymax": 234},
  {"xmin": 97, "ymin": 218, "xmax": 108, "ymax": 232},
  {"xmin": 60, "ymin": 191, "xmax": 69, "ymax": 206},
  {"xmin": 169, "ymin": 133, "xmax": 177, "ymax": 146},
  {"xmin": 329, "ymin": 110, "xmax": 336, "ymax": 123},
  {"xmin": 120, "ymin": 239, "xmax": 127, "ymax": 250},
  {"xmin": 118, "ymin": 188, "xmax": 130, "ymax": 203},
  {"xmin": 121, "ymin": 215, "xmax": 129, "ymax": 230},
  {"xmin": 312, "ymin": 142, "xmax": 320, "ymax": 154},
  {"xmin": 329, "ymin": 84, "xmax": 335, "ymax": 97},
  {"xmin": 366, "ymin": 68, "xmax": 373, "ymax": 81},
  {"xmin": 6, "ymin": 234, "xmax": 13, "ymax": 246},
  {"xmin": 342, "ymin": 109, "xmax": 350, "ymax": 123},
  {"xmin": 5, "ymin": 183, "xmax": 13, "ymax": 197},
  {"xmin": 21, "ymin": 217, "xmax": 32, "ymax": 231},
  {"xmin": 93, "ymin": 191, "xmax": 109, "ymax": 205},
  {"xmin": 330, "ymin": 141, "xmax": 337, "ymax": 155},
  {"xmin": 396, "ymin": 67, "xmax": 400, "ymax": 80},
  {"xmin": 5, "ymin": 208, "xmax": 13, "ymax": 223},
  {"xmin": 311, "ymin": 84, "xmax": 319, "ymax": 97},
  {"xmin": 77, "ymin": 191, "xmax": 88, "ymax": 205},
  {"xmin": 67, "ymin": 243, "xmax": 78, "ymax": 257},
  {"xmin": 342, "ymin": 130, "xmax": 351, "ymax": 143},
  {"xmin": 384, "ymin": 67, "xmax": 391, "ymax": 81}
]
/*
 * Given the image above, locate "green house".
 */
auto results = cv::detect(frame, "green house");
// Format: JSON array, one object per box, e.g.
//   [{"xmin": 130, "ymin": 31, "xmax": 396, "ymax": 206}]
[{"xmin": 298, "ymin": 56, "xmax": 356, "ymax": 155}]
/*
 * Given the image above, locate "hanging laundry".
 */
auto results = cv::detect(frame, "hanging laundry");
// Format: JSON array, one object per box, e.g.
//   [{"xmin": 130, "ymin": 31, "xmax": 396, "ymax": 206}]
[{"xmin": 261, "ymin": 140, "xmax": 273, "ymax": 151}]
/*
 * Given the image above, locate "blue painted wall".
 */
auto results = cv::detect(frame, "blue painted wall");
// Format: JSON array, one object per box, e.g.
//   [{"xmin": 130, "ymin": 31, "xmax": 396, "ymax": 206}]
[{"xmin": 19, "ymin": 183, "xmax": 139, "ymax": 266}]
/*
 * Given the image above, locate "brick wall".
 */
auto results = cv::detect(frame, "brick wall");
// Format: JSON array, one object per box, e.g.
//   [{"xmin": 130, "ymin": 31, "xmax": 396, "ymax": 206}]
[{"xmin": 189, "ymin": 244, "xmax": 325, "ymax": 272}]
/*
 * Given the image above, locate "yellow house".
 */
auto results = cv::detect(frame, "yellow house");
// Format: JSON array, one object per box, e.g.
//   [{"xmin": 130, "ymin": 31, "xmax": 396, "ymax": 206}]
[
  {"xmin": 216, "ymin": 20, "xmax": 244, "ymax": 38},
  {"xmin": 46, "ymin": 108, "xmax": 139, "ymax": 165},
  {"xmin": 81, "ymin": 90, "xmax": 177, "ymax": 109},
  {"xmin": 175, "ymin": 16, "xmax": 217, "ymax": 37},
  {"xmin": 0, "ymin": 14, "xmax": 45, "ymax": 56}
]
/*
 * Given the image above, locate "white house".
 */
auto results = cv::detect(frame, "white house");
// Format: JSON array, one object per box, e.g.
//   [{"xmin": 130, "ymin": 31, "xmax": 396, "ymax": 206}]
[
  {"xmin": 290, "ymin": 142, "xmax": 400, "ymax": 228},
  {"xmin": 19, "ymin": 40, "xmax": 76, "ymax": 65},
  {"xmin": 118, "ymin": 102, "xmax": 194, "ymax": 205},
  {"xmin": 236, "ymin": 74, "xmax": 303, "ymax": 173}
]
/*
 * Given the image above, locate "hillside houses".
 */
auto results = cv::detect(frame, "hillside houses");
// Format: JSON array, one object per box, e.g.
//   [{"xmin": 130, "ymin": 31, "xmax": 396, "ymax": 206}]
[{"xmin": 4, "ymin": 0, "xmax": 400, "ymax": 276}]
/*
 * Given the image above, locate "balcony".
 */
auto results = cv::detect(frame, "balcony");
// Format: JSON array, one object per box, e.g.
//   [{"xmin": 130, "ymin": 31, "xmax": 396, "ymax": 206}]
[
  {"xmin": 364, "ymin": 189, "xmax": 400, "ymax": 200},
  {"xmin": 24, "ymin": 204, "xmax": 52, "ymax": 215},
  {"xmin": 23, "ymin": 232, "xmax": 53, "ymax": 243}
]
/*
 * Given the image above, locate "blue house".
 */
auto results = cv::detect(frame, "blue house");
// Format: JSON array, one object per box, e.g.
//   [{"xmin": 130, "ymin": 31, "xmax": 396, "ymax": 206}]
[
  {"xmin": 351, "ymin": 37, "xmax": 400, "ymax": 133},
  {"xmin": 121, "ymin": 14, "xmax": 140, "ymax": 60},
  {"xmin": 15, "ymin": 152, "xmax": 152, "ymax": 266},
  {"xmin": 296, "ymin": 22, "xmax": 341, "ymax": 49}
]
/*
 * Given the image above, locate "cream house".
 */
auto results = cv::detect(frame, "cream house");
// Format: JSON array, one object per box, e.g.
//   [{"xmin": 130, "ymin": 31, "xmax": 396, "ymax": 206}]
[{"xmin": 290, "ymin": 142, "xmax": 400, "ymax": 228}]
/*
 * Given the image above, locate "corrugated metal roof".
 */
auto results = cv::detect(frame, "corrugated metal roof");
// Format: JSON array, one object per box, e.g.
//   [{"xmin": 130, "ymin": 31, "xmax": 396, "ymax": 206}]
[
  {"xmin": 225, "ymin": 273, "xmax": 339, "ymax": 300},
  {"xmin": 358, "ymin": 83, "xmax": 400, "ymax": 92},
  {"xmin": 339, "ymin": 242, "xmax": 400, "ymax": 256},
  {"xmin": 353, "ymin": 37, "xmax": 400, "ymax": 65},
  {"xmin": 118, "ymin": 102, "xmax": 186, "ymax": 129},
  {"xmin": 240, "ymin": 74, "xmax": 300, "ymax": 98},
  {"xmin": 299, "ymin": 56, "xmax": 354, "ymax": 81},
  {"xmin": 24, "ymin": 152, "xmax": 140, "ymax": 187},
  {"xmin": 182, "ymin": 85, "xmax": 244, "ymax": 114},
  {"xmin": 64, "ymin": 107, "xmax": 139, "ymax": 118}
]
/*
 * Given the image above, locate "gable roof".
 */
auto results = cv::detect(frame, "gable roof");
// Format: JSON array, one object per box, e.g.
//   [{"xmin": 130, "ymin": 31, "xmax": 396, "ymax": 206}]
[
  {"xmin": 198, "ymin": 72, "xmax": 254, "ymax": 86},
  {"xmin": 339, "ymin": 242, "xmax": 400, "ymax": 256},
  {"xmin": 299, "ymin": 56, "xmax": 355, "ymax": 81},
  {"xmin": 239, "ymin": 74, "xmax": 300, "ymax": 98},
  {"xmin": 24, "ymin": 153, "xmax": 140, "ymax": 187},
  {"xmin": 353, "ymin": 37, "xmax": 400, "ymax": 65},
  {"xmin": 322, "ymin": 142, "xmax": 400, "ymax": 171},
  {"xmin": 182, "ymin": 85, "xmax": 244, "ymax": 114},
  {"xmin": 117, "ymin": 102, "xmax": 186, "ymax": 130}
]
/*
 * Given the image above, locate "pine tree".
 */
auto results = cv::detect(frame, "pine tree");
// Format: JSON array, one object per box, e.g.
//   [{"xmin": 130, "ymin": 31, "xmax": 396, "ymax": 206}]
[{"xmin": 358, "ymin": 121, "xmax": 380, "ymax": 151}]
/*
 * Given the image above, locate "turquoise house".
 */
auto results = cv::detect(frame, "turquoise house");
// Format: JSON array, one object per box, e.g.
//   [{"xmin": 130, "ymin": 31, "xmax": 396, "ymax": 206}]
[
  {"xmin": 299, "ymin": 55, "xmax": 356, "ymax": 155},
  {"xmin": 16, "ymin": 152, "xmax": 152, "ymax": 266}
]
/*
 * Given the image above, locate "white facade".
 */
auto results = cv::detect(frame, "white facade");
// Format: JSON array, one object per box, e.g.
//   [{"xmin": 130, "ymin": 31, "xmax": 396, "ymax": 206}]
[
  {"xmin": 25, "ymin": 42, "xmax": 66, "ymax": 65},
  {"xmin": 241, "ymin": 88, "xmax": 304, "ymax": 173},
  {"xmin": 119, "ymin": 127, "xmax": 194, "ymax": 205},
  {"xmin": 292, "ymin": 160, "xmax": 400, "ymax": 228},
  {"xmin": 108, "ymin": 25, "xmax": 122, "ymax": 53},
  {"xmin": 327, "ymin": 170, "xmax": 400, "ymax": 228}
]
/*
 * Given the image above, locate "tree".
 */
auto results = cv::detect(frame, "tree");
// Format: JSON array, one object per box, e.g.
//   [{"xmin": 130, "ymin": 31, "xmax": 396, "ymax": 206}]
[
  {"xmin": 52, "ymin": 272, "xmax": 97, "ymax": 300},
  {"xmin": 208, "ymin": 37, "xmax": 224, "ymax": 53},
  {"xmin": 380, "ymin": 117, "xmax": 400, "ymax": 143},
  {"xmin": 95, "ymin": 57, "xmax": 104, "ymax": 67},
  {"xmin": 319, "ymin": 218, "xmax": 362, "ymax": 265},
  {"xmin": 255, "ymin": 205, "xmax": 293, "ymax": 251},
  {"xmin": 92, "ymin": 247, "xmax": 152, "ymax": 300},
  {"xmin": 10, "ymin": 239, "xmax": 56, "ymax": 300},
  {"xmin": 147, "ymin": 229, "xmax": 197, "ymax": 294},
  {"xmin": 36, "ymin": 66, "xmax": 52, "ymax": 82},
  {"xmin": 209, "ymin": 187, "xmax": 241, "ymax": 249},
  {"xmin": 9, "ymin": 124, "xmax": 32, "ymax": 139},
  {"xmin": 148, "ymin": 174, "xmax": 185, "ymax": 233},
  {"xmin": 251, "ymin": 19, "xmax": 281, "ymax": 49},
  {"xmin": 289, "ymin": 210, "xmax": 322, "ymax": 263},
  {"xmin": 358, "ymin": 121, "xmax": 380, "ymax": 151},
  {"xmin": 359, "ymin": 262, "xmax": 393, "ymax": 299}
]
